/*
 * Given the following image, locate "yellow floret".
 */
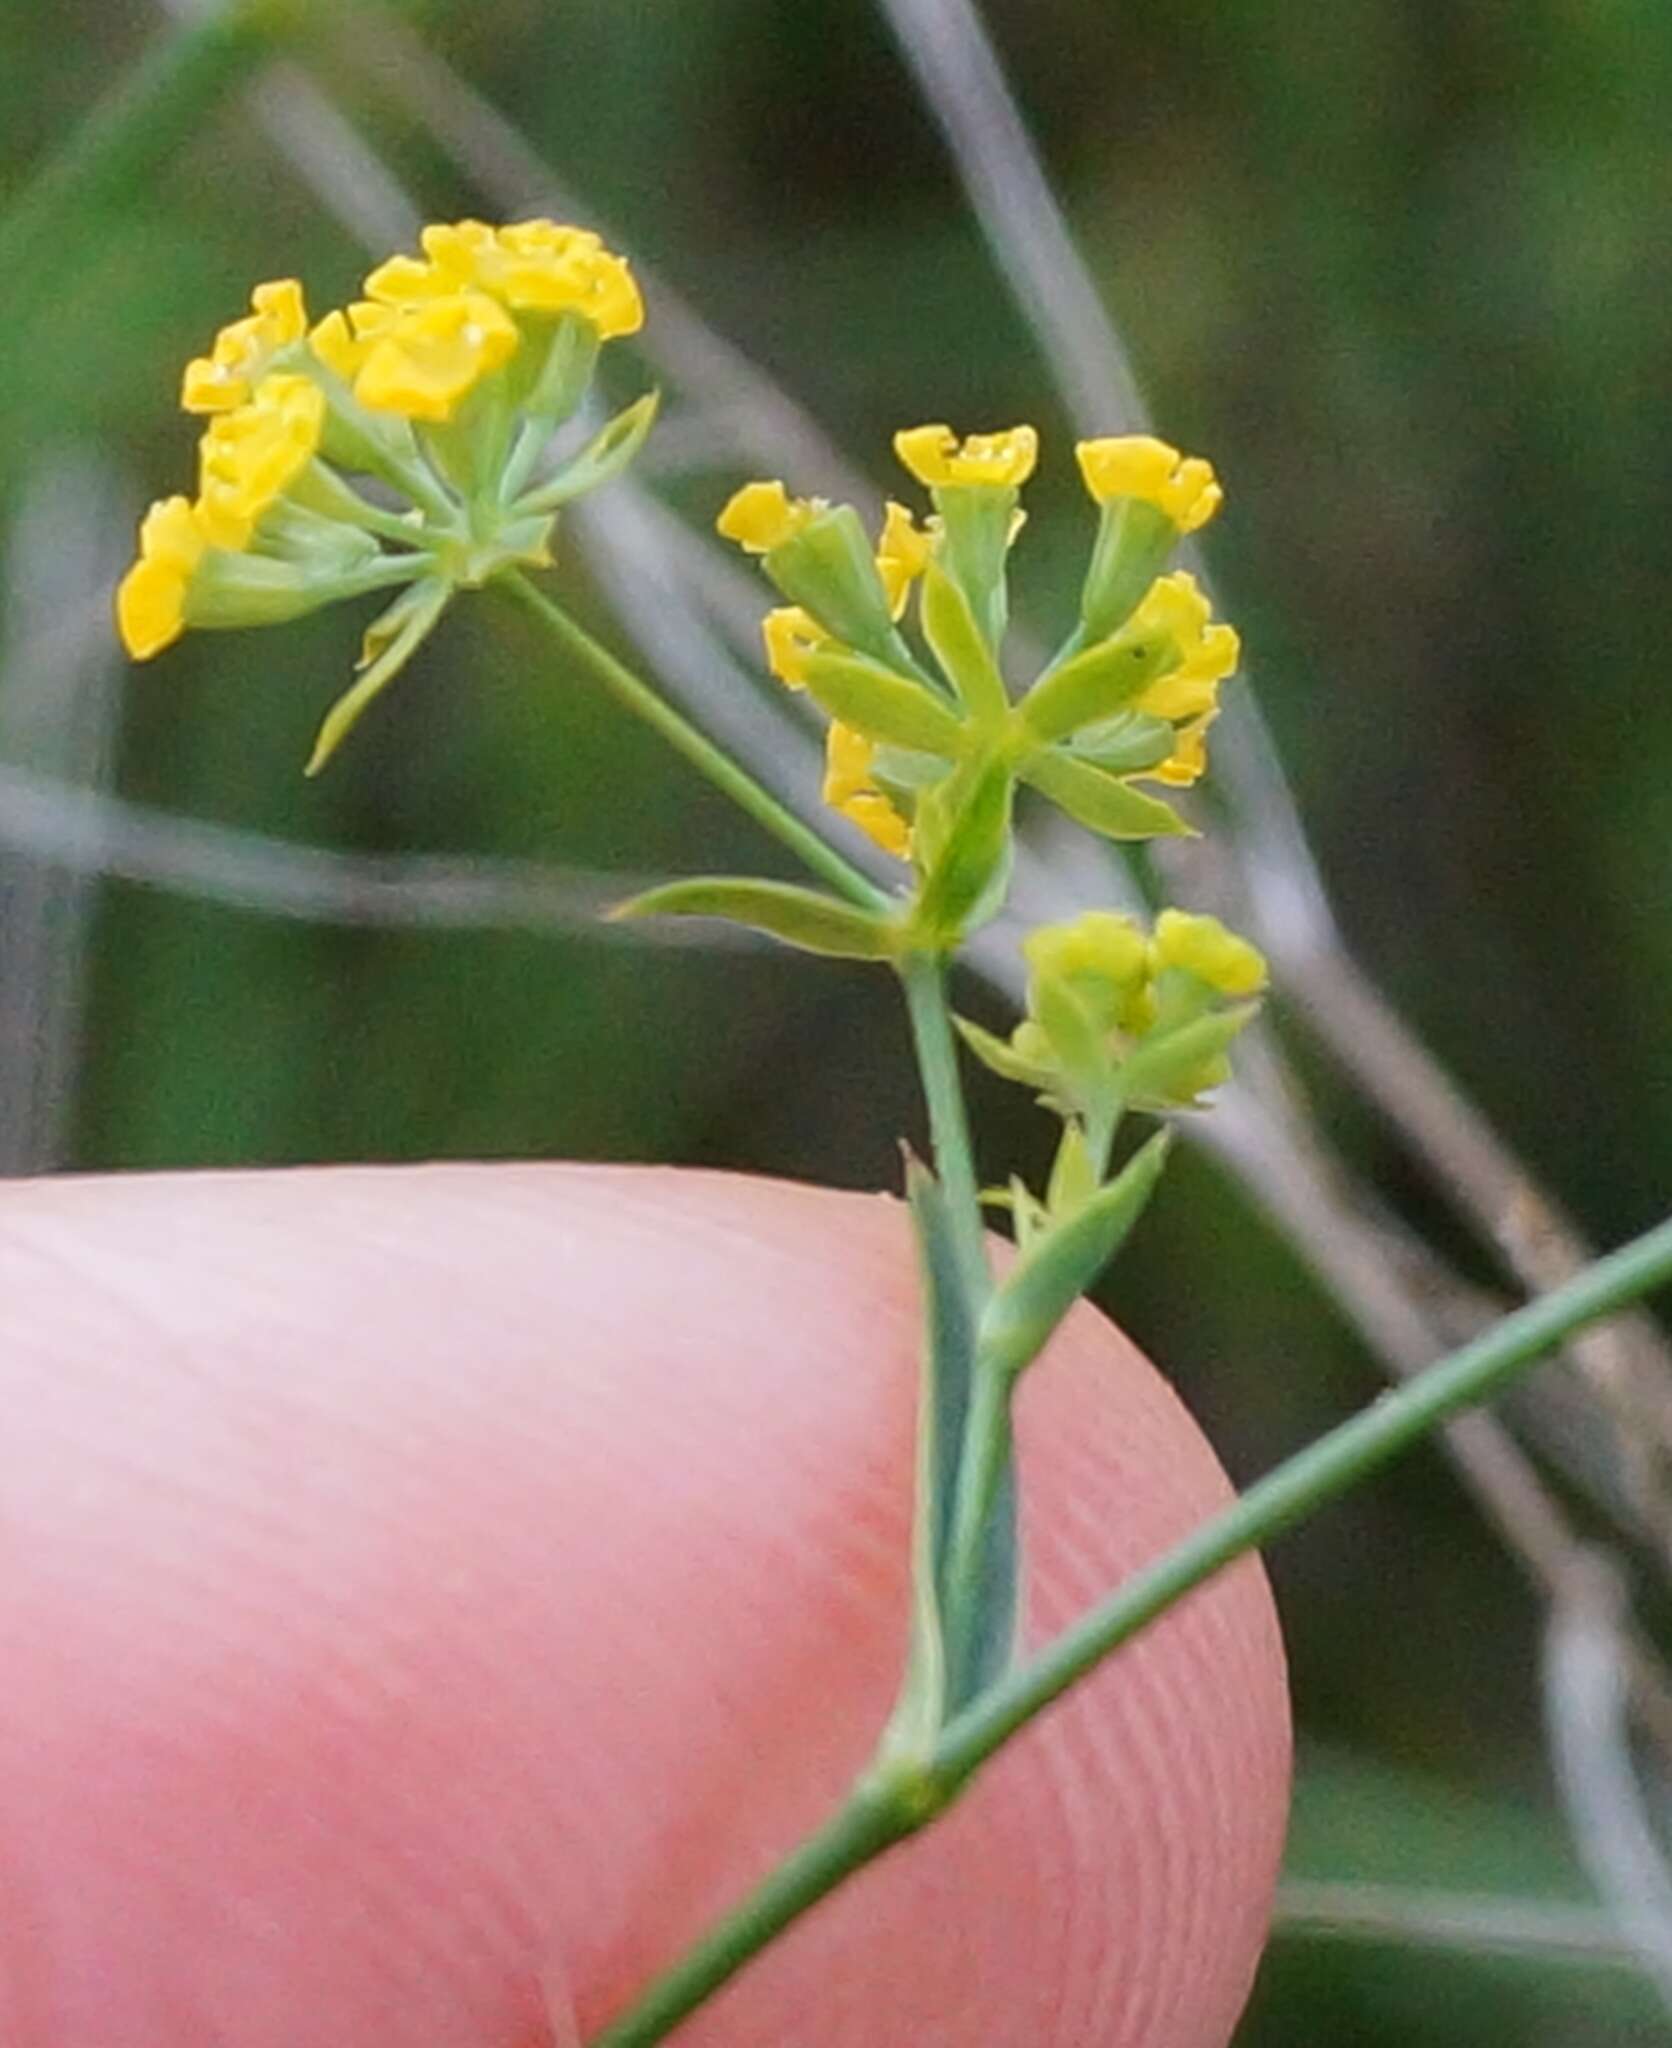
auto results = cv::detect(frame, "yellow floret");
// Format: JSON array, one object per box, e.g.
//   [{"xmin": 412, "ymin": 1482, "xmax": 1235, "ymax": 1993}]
[
  {"xmin": 116, "ymin": 495, "xmax": 207, "ymax": 659},
  {"xmin": 196, "ymin": 373, "xmax": 326, "ymax": 550},
  {"xmin": 822, "ymin": 721, "xmax": 911, "ymax": 858},
  {"xmin": 762, "ymin": 605, "xmax": 825, "ymax": 687},
  {"xmin": 1121, "ymin": 570, "xmax": 1239, "ymax": 731},
  {"xmin": 180, "ymin": 279, "xmax": 308, "ymax": 415},
  {"xmin": 1151, "ymin": 909, "xmax": 1268, "ymax": 995},
  {"xmin": 716, "ymin": 479, "xmax": 824, "ymax": 555},
  {"xmin": 1075, "ymin": 435, "xmax": 1222, "ymax": 533},
  {"xmin": 1024, "ymin": 910, "xmax": 1149, "ymax": 993},
  {"xmin": 308, "ymin": 300, "xmax": 399, "ymax": 381},
  {"xmin": 874, "ymin": 500, "xmax": 933, "ymax": 617},
  {"xmin": 352, "ymin": 293, "xmax": 519, "ymax": 423},
  {"xmin": 1150, "ymin": 712, "xmax": 1216, "ymax": 787},
  {"xmin": 894, "ymin": 423, "xmax": 1039, "ymax": 490}
]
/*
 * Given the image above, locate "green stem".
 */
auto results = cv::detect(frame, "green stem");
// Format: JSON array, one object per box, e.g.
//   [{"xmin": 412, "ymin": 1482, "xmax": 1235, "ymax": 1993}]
[
  {"xmin": 583, "ymin": 1210, "xmax": 1672, "ymax": 2048},
  {"xmin": 588, "ymin": 1771, "xmax": 917, "ymax": 2048},
  {"xmin": 933, "ymin": 1209, "xmax": 1672, "ymax": 1783},
  {"xmin": 0, "ymin": 3, "xmax": 284, "ymax": 290},
  {"xmin": 501, "ymin": 571, "xmax": 889, "ymax": 913},
  {"xmin": 937, "ymin": 1363, "xmax": 1013, "ymax": 1666},
  {"xmin": 897, "ymin": 951, "xmax": 988, "ymax": 1300}
]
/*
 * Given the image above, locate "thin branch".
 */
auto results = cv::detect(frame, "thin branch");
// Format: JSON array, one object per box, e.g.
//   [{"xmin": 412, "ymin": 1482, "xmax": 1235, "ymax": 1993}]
[
  {"xmin": 1274, "ymin": 1880, "xmax": 1639, "ymax": 1970},
  {"xmin": 1545, "ymin": 1554, "xmax": 1672, "ymax": 2014},
  {"xmin": 0, "ymin": 762, "xmax": 747, "ymax": 944}
]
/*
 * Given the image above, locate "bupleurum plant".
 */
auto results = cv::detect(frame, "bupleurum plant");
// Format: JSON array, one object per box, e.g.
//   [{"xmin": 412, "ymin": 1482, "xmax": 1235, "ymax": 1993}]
[{"xmin": 119, "ymin": 218, "xmax": 1672, "ymax": 2048}]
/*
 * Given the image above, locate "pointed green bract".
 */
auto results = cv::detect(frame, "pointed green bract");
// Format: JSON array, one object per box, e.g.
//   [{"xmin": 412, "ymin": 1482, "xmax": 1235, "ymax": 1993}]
[
  {"xmin": 954, "ymin": 1014, "xmax": 1056, "ymax": 1092},
  {"xmin": 800, "ymin": 648, "xmax": 966, "ymax": 756},
  {"xmin": 518, "ymin": 390, "xmax": 661, "ymax": 512},
  {"xmin": 979, "ymin": 1129, "xmax": 1173, "ymax": 1381},
  {"xmin": 1020, "ymin": 747, "xmax": 1191, "ymax": 840},
  {"xmin": 609, "ymin": 876, "xmax": 899, "ymax": 959},
  {"xmin": 1018, "ymin": 625, "xmax": 1177, "ymax": 744},
  {"xmin": 304, "ymin": 575, "xmax": 451, "ymax": 776},
  {"xmin": 920, "ymin": 559, "xmax": 1009, "ymax": 722},
  {"xmin": 932, "ymin": 484, "xmax": 1016, "ymax": 649},
  {"xmin": 1119, "ymin": 1004, "xmax": 1259, "ymax": 1108},
  {"xmin": 910, "ymin": 754, "xmax": 1016, "ymax": 947}
]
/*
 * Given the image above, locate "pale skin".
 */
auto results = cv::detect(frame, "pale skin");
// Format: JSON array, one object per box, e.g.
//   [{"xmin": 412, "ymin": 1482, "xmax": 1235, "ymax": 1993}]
[{"xmin": 0, "ymin": 1163, "xmax": 1289, "ymax": 2046}]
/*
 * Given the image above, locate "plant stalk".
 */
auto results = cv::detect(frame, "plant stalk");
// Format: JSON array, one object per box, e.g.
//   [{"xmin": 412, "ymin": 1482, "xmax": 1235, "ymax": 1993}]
[
  {"xmin": 501, "ymin": 571, "xmax": 889, "ymax": 913},
  {"xmin": 585, "ymin": 1209, "xmax": 1672, "ymax": 2047}
]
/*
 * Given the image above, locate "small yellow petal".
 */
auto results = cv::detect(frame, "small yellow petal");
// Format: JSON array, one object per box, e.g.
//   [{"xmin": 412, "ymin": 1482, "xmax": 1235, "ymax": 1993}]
[
  {"xmin": 116, "ymin": 495, "xmax": 208, "ymax": 660},
  {"xmin": 715, "ymin": 480, "xmax": 821, "ymax": 554},
  {"xmin": 352, "ymin": 293, "xmax": 518, "ymax": 423},
  {"xmin": 874, "ymin": 499, "xmax": 932, "ymax": 617},
  {"xmin": 822, "ymin": 721, "xmax": 910, "ymax": 858},
  {"xmin": 180, "ymin": 277, "xmax": 309, "ymax": 415},
  {"xmin": 762, "ymin": 605, "xmax": 823, "ymax": 687},
  {"xmin": 1151, "ymin": 908, "xmax": 1267, "ymax": 994},
  {"xmin": 894, "ymin": 422, "xmax": 1038, "ymax": 489},
  {"xmin": 1075, "ymin": 434, "xmax": 1222, "ymax": 531},
  {"xmin": 196, "ymin": 372, "xmax": 326, "ymax": 550}
]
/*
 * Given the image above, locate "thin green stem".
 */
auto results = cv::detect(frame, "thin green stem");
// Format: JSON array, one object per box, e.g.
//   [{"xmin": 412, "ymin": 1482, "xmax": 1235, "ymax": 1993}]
[
  {"xmin": 897, "ymin": 951, "xmax": 988, "ymax": 1299},
  {"xmin": 588, "ymin": 1773, "xmax": 915, "ymax": 2048},
  {"xmin": 583, "ymin": 1210, "xmax": 1672, "ymax": 2048},
  {"xmin": 500, "ymin": 571, "xmax": 889, "ymax": 913},
  {"xmin": 938, "ymin": 1363, "xmax": 1013, "ymax": 1667},
  {"xmin": 933, "ymin": 1210, "xmax": 1672, "ymax": 1784}
]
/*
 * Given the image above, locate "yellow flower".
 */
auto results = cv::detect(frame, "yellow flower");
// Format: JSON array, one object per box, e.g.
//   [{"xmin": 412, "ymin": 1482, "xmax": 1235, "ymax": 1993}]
[
  {"xmin": 874, "ymin": 500, "xmax": 932, "ymax": 617},
  {"xmin": 716, "ymin": 479, "xmax": 825, "ymax": 554},
  {"xmin": 180, "ymin": 279, "xmax": 308, "ymax": 415},
  {"xmin": 1150, "ymin": 711, "xmax": 1216, "ymax": 787},
  {"xmin": 894, "ymin": 422, "xmax": 1038, "ymax": 489},
  {"xmin": 1123, "ymin": 570, "xmax": 1240, "ymax": 724},
  {"xmin": 761, "ymin": 605, "xmax": 826, "ymax": 688},
  {"xmin": 1024, "ymin": 910, "xmax": 1149, "ymax": 992},
  {"xmin": 1075, "ymin": 435, "xmax": 1222, "ymax": 533},
  {"xmin": 822, "ymin": 721, "xmax": 911, "ymax": 858},
  {"xmin": 365, "ymin": 219, "xmax": 644, "ymax": 339},
  {"xmin": 116, "ymin": 496, "xmax": 207, "ymax": 659},
  {"xmin": 196, "ymin": 372, "xmax": 325, "ymax": 550},
  {"xmin": 1151, "ymin": 909, "xmax": 1268, "ymax": 995},
  {"xmin": 308, "ymin": 299, "xmax": 399, "ymax": 382},
  {"xmin": 351, "ymin": 293, "xmax": 520, "ymax": 423}
]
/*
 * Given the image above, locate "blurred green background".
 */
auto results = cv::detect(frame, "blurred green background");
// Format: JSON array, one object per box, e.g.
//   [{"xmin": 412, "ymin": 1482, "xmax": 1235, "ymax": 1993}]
[{"xmin": 2, "ymin": 1, "xmax": 1670, "ymax": 2038}]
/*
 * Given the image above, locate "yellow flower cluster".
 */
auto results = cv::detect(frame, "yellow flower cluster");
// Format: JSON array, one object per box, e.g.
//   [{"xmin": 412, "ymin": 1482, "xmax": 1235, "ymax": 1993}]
[
  {"xmin": 716, "ymin": 420, "xmax": 1238, "ymax": 859},
  {"xmin": 311, "ymin": 220, "xmax": 641, "ymax": 427},
  {"xmin": 117, "ymin": 370, "xmax": 326, "ymax": 659},
  {"xmin": 118, "ymin": 220, "xmax": 648, "ymax": 675},
  {"xmin": 1003, "ymin": 906, "xmax": 1267, "ymax": 1104}
]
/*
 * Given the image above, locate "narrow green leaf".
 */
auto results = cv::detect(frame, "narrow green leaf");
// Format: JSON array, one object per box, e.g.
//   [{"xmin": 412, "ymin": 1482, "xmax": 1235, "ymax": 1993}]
[
  {"xmin": 881, "ymin": 1161, "xmax": 970, "ymax": 1755},
  {"xmin": 303, "ymin": 577, "xmax": 450, "ymax": 776},
  {"xmin": 1045, "ymin": 1122, "xmax": 1099, "ymax": 1217},
  {"xmin": 609, "ymin": 876, "xmax": 898, "ymax": 959},
  {"xmin": 1021, "ymin": 748, "xmax": 1192, "ymax": 841},
  {"xmin": 1121, "ymin": 1005, "xmax": 1258, "ymax": 1107},
  {"xmin": 800, "ymin": 649, "xmax": 966, "ymax": 755},
  {"xmin": 1030, "ymin": 975, "xmax": 1115, "ymax": 1105},
  {"xmin": 1018, "ymin": 631, "xmax": 1173, "ymax": 744},
  {"xmin": 911, "ymin": 754, "xmax": 1016, "ymax": 945},
  {"xmin": 920, "ymin": 560, "xmax": 1010, "ymax": 721},
  {"xmin": 518, "ymin": 391, "xmax": 661, "ymax": 511},
  {"xmin": 979, "ymin": 1129, "xmax": 1174, "ymax": 1379}
]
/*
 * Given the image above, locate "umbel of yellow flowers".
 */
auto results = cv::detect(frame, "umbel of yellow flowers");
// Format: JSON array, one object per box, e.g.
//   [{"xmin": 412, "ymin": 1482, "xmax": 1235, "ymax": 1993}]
[
  {"xmin": 716, "ymin": 424, "xmax": 1239, "ymax": 861},
  {"xmin": 116, "ymin": 220, "xmax": 655, "ymax": 772}
]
